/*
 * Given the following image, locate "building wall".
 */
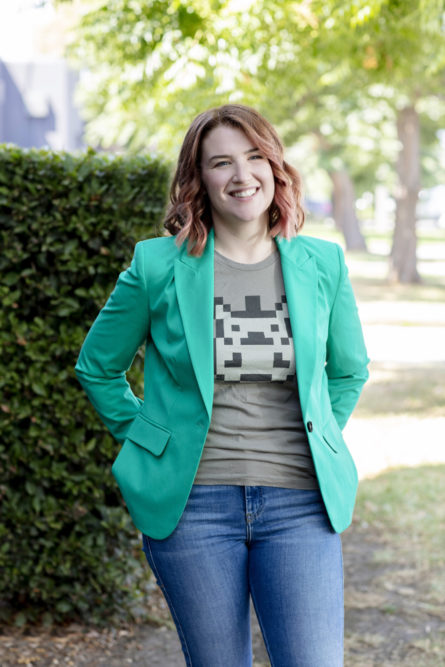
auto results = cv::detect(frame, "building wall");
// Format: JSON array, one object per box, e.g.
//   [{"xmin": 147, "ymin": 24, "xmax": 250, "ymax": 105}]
[{"xmin": 0, "ymin": 58, "xmax": 84, "ymax": 150}]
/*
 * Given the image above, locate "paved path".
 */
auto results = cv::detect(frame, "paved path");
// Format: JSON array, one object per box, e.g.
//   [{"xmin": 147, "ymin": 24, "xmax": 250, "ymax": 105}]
[
  {"xmin": 347, "ymin": 300, "xmax": 445, "ymax": 478},
  {"xmin": 346, "ymin": 416, "xmax": 445, "ymax": 480}
]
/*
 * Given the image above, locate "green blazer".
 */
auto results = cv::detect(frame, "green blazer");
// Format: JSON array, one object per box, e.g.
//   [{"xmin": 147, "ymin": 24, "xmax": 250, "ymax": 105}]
[{"xmin": 75, "ymin": 227, "xmax": 369, "ymax": 538}]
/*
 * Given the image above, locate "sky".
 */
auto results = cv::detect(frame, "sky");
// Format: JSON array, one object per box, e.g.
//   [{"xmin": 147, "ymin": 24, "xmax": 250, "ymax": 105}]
[{"xmin": 0, "ymin": 0, "xmax": 56, "ymax": 61}]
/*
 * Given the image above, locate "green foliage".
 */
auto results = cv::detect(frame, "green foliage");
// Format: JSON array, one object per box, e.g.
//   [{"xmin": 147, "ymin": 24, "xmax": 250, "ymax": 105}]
[
  {"xmin": 63, "ymin": 0, "xmax": 272, "ymax": 154},
  {"xmin": 0, "ymin": 145, "xmax": 171, "ymax": 625},
  {"xmin": 63, "ymin": 0, "xmax": 445, "ymax": 154},
  {"xmin": 59, "ymin": 0, "xmax": 445, "ymax": 222}
]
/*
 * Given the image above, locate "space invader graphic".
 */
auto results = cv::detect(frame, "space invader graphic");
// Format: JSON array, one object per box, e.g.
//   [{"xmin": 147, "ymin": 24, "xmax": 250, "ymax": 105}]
[{"xmin": 214, "ymin": 294, "xmax": 295, "ymax": 382}]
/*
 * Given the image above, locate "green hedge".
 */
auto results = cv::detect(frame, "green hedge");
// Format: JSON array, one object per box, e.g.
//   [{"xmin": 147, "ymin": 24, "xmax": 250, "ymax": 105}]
[{"xmin": 0, "ymin": 145, "xmax": 171, "ymax": 625}]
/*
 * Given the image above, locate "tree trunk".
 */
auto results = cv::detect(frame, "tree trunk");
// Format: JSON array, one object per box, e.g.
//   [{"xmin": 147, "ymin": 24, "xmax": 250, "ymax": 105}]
[
  {"xmin": 389, "ymin": 105, "xmax": 421, "ymax": 283},
  {"xmin": 330, "ymin": 169, "xmax": 367, "ymax": 251}
]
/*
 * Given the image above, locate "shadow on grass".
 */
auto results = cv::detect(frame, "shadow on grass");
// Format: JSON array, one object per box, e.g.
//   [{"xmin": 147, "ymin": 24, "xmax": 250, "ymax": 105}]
[
  {"xmin": 351, "ymin": 275, "xmax": 445, "ymax": 303},
  {"xmin": 355, "ymin": 362, "xmax": 445, "ymax": 418},
  {"xmin": 344, "ymin": 464, "xmax": 445, "ymax": 666}
]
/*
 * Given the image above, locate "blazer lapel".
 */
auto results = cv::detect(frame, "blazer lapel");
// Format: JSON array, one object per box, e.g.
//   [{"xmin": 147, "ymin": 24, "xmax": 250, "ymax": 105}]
[
  {"xmin": 174, "ymin": 228, "xmax": 215, "ymax": 419},
  {"xmin": 173, "ymin": 229, "xmax": 318, "ymax": 421},
  {"xmin": 275, "ymin": 235, "xmax": 318, "ymax": 414}
]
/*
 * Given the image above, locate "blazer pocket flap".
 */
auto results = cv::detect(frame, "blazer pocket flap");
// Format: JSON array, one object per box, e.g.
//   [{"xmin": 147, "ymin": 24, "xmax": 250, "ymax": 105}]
[
  {"xmin": 125, "ymin": 414, "xmax": 171, "ymax": 456},
  {"xmin": 322, "ymin": 417, "xmax": 346, "ymax": 454}
]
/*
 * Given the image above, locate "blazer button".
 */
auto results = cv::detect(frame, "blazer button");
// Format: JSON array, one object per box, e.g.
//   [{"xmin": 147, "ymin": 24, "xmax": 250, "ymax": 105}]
[{"xmin": 307, "ymin": 421, "xmax": 313, "ymax": 432}]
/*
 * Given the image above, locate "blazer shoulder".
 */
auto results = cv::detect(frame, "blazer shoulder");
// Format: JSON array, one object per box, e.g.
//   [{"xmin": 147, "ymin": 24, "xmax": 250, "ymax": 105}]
[
  {"xmin": 300, "ymin": 236, "xmax": 346, "ymax": 275},
  {"xmin": 296, "ymin": 235, "xmax": 346, "ymax": 294},
  {"xmin": 132, "ymin": 235, "xmax": 181, "ymax": 286},
  {"xmin": 297, "ymin": 234, "xmax": 343, "ymax": 263},
  {"xmin": 136, "ymin": 234, "xmax": 181, "ymax": 259}
]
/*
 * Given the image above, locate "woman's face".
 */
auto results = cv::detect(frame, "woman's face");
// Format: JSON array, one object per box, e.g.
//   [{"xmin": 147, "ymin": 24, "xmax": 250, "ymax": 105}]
[{"xmin": 200, "ymin": 124, "xmax": 275, "ymax": 233}]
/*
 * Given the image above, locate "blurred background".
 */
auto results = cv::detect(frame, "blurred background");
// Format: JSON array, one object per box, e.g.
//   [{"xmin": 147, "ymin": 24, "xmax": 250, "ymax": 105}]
[
  {"xmin": 1, "ymin": 0, "xmax": 445, "ymax": 271},
  {"xmin": 0, "ymin": 1, "xmax": 444, "ymax": 663},
  {"xmin": 1, "ymin": 0, "xmax": 444, "ymax": 472}
]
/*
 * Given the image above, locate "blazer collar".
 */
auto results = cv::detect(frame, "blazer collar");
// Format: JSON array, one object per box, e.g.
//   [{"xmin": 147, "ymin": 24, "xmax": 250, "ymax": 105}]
[
  {"xmin": 174, "ymin": 227, "xmax": 318, "ymax": 420},
  {"xmin": 276, "ymin": 233, "xmax": 318, "ymax": 412},
  {"xmin": 174, "ymin": 230, "xmax": 215, "ymax": 418},
  {"xmin": 274, "ymin": 231, "xmax": 312, "ymax": 269}
]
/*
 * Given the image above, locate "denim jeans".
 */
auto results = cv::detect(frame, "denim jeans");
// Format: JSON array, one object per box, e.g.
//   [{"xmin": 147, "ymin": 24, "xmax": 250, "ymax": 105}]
[{"xmin": 142, "ymin": 485, "xmax": 344, "ymax": 667}]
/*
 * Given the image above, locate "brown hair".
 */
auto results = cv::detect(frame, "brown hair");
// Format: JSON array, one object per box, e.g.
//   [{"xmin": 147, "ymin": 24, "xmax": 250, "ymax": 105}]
[{"xmin": 163, "ymin": 104, "xmax": 305, "ymax": 256}]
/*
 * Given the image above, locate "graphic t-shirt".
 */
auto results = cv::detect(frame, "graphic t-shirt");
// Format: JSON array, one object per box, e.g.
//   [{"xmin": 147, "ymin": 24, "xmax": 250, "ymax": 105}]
[{"xmin": 193, "ymin": 248, "xmax": 318, "ymax": 490}]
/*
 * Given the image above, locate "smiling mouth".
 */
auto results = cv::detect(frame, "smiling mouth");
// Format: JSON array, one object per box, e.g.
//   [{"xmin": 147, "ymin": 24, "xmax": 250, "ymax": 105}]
[{"xmin": 230, "ymin": 187, "xmax": 259, "ymax": 199}]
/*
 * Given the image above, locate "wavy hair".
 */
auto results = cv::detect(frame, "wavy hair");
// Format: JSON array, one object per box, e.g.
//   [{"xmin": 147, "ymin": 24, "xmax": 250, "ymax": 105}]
[{"xmin": 163, "ymin": 104, "xmax": 305, "ymax": 256}]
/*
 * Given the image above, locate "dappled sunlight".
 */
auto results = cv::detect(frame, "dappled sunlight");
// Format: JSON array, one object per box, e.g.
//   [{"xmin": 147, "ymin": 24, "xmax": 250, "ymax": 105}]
[
  {"xmin": 345, "ymin": 355, "xmax": 445, "ymax": 478},
  {"xmin": 314, "ymin": 225, "xmax": 445, "ymax": 483},
  {"xmin": 344, "ymin": 227, "xmax": 445, "ymax": 299},
  {"xmin": 343, "ymin": 464, "xmax": 445, "ymax": 665},
  {"xmin": 353, "ymin": 277, "xmax": 445, "ymax": 302},
  {"xmin": 348, "ymin": 252, "xmax": 445, "ymax": 285},
  {"xmin": 341, "ymin": 232, "xmax": 445, "ymax": 518},
  {"xmin": 357, "ymin": 361, "xmax": 445, "ymax": 417}
]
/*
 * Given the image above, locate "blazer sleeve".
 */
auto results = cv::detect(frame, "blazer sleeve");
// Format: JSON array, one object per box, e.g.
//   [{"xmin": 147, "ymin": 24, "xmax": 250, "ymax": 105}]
[
  {"xmin": 325, "ymin": 244, "xmax": 370, "ymax": 430},
  {"xmin": 75, "ymin": 242, "xmax": 150, "ymax": 443}
]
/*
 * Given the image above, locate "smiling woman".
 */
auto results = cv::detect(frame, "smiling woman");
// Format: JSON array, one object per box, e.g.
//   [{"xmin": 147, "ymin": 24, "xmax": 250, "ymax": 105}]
[
  {"xmin": 164, "ymin": 104, "xmax": 305, "ymax": 261},
  {"xmin": 199, "ymin": 125, "xmax": 276, "ymax": 261},
  {"xmin": 75, "ymin": 104, "xmax": 370, "ymax": 666}
]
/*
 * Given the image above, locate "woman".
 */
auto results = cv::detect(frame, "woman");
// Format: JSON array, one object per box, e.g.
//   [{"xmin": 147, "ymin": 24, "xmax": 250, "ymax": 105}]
[{"xmin": 75, "ymin": 104, "xmax": 369, "ymax": 666}]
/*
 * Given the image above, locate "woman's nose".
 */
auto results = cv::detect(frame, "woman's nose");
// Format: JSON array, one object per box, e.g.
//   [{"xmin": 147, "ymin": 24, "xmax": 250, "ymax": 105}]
[{"xmin": 232, "ymin": 159, "xmax": 251, "ymax": 182}]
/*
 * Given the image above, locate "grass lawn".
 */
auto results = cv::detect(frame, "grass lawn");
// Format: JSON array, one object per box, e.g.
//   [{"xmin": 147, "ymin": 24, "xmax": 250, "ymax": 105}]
[
  {"xmin": 1, "ymin": 220, "xmax": 443, "ymax": 667},
  {"xmin": 344, "ymin": 465, "xmax": 445, "ymax": 666},
  {"xmin": 301, "ymin": 221, "xmax": 445, "ymax": 665}
]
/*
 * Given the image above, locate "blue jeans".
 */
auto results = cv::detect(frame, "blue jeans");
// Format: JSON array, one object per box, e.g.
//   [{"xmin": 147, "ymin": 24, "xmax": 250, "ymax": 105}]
[{"xmin": 142, "ymin": 485, "xmax": 343, "ymax": 667}]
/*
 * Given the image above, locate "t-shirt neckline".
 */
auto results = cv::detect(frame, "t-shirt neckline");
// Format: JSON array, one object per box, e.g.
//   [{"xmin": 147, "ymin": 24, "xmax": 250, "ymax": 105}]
[{"xmin": 214, "ymin": 248, "xmax": 279, "ymax": 271}]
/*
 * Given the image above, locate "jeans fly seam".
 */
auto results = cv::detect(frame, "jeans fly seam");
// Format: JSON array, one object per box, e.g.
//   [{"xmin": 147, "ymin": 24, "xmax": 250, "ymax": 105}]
[{"xmin": 245, "ymin": 486, "xmax": 265, "ymax": 523}]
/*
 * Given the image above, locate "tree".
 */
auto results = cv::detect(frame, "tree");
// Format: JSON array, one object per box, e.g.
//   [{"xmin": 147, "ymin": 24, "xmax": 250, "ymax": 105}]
[
  {"xmin": 60, "ymin": 0, "xmax": 445, "ymax": 279},
  {"xmin": 257, "ymin": 0, "xmax": 445, "ymax": 275},
  {"xmin": 307, "ymin": 0, "xmax": 445, "ymax": 281},
  {"xmin": 61, "ymin": 1, "xmax": 376, "ymax": 249}
]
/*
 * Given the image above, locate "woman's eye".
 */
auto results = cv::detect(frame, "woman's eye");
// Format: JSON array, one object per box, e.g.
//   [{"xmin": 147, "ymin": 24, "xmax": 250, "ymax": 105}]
[{"xmin": 213, "ymin": 155, "xmax": 263, "ymax": 167}]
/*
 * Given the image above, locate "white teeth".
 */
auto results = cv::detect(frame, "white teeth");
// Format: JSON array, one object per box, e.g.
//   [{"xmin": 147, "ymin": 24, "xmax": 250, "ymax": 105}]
[{"xmin": 232, "ymin": 188, "xmax": 257, "ymax": 198}]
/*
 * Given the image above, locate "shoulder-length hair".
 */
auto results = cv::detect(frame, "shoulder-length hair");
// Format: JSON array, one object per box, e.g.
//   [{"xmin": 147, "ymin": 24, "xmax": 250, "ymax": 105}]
[{"xmin": 163, "ymin": 104, "xmax": 305, "ymax": 256}]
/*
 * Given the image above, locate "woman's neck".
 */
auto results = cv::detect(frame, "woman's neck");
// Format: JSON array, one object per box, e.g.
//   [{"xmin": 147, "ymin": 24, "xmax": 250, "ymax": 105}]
[{"xmin": 213, "ymin": 226, "xmax": 276, "ymax": 265}]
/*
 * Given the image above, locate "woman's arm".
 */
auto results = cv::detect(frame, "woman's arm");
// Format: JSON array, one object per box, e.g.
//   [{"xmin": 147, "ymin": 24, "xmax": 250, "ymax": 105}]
[
  {"xmin": 325, "ymin": 244, "xmax": 369, "ymax": 430},
  {"xmin": 75, "ymin": 242, "xmax": 150, "ymax": 443}
]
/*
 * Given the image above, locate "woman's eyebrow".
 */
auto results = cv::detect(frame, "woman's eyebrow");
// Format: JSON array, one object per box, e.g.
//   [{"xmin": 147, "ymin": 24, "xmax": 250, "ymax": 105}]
[{"xmin": 208, "ymin": 147, "xmax": 260, "ymax": 161}]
